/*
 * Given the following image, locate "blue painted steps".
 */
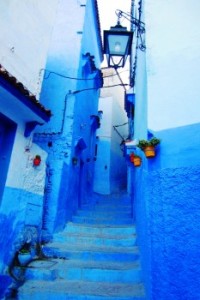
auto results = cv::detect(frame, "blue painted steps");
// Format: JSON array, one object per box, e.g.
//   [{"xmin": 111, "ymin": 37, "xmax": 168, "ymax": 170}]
[
  {"xmin": 18, "ymin": 279, "xmax": 145, "ymax": 300},
  {"xmin": 17, "ymin": 193, "xmax": 146, "ymax": 299}
]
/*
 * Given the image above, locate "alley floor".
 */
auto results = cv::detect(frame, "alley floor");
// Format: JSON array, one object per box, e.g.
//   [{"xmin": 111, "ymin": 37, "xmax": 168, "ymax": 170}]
[{"xmin": 9, "ymin": 192, "xmax": 145, "ymax": 299}]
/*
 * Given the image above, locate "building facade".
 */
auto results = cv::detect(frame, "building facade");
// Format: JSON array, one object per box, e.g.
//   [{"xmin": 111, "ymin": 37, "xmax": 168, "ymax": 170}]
[
  {"xmin": 127, "ymin": 1, "xmax": 200, "ymax": 299},
  {"xmin": 0, "ymin": 0, "xmax": 103, "ymax": 282},
  {"xmin": 35, "ymin": 0, "xmax": 103, "ymax": 237},
  {"xmin": 0, "ymin": 1, "xmax": 57, "ymax": 275}
]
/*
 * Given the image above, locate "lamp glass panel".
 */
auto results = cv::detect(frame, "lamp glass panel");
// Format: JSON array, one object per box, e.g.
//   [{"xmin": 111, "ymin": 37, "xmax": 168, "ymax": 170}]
[{"xmin": 108, "ymin": 34, "xmax": 130, "ymax": 55}]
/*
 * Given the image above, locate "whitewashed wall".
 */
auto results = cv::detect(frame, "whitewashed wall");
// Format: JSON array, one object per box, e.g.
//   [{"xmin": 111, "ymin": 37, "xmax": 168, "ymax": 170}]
[
  {"xmin": 145, "ymin": 0, "xmax": 200, "ymax": 130},
  {"xmin": 0, "ymin": 0, "xmax": 58, "ymax": 96},
  {"xmin": 94, "ymin": 69, "xmax": 128, "ymax": 194}
]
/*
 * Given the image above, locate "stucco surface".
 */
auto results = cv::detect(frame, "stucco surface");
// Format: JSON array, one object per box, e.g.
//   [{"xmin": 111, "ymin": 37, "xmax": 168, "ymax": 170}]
[
  {"xmin": 133, "ymin": 123, "xmax": 200, "ymax": 300},
  {"xmin": 149, "ymin": 166, "xmax": 200, "ymax": 299}
]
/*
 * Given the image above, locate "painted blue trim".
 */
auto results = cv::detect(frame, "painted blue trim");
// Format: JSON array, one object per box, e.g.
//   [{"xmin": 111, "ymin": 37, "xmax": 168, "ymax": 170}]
[
  {"xmin": 0, "ymin": 113, "xmax": 17, "ymax": 202},
  {"xmin": 24, "ymin": 121, "xmax": 42, "ymax": 137},
  {"xmin": 0, "ymin": 76, "xmax": 50, "ymax": 122}
]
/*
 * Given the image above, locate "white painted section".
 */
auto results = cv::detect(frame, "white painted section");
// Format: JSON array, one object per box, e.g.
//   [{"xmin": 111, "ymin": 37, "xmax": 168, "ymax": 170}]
[
  {"xmin": 0, "ymin": 0, "xmax": 58, "ymax": 96},
  {"xmin": 134, "ymin": 48, "xmax": 148, "ymax": 140},
  {"xmin": 145, "ymin": 0, "xmax": 200, "ymax": 130},
  {"xmin": 94, "ymin": 69, "xmax": 128, "ymax": 194}
]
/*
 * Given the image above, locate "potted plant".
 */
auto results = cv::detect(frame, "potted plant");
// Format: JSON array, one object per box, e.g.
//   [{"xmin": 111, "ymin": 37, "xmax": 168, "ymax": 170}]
[
  {"xmin": 137, "ymin": 137, "xmax": 160, "ymax": 158},
  {"xmin": 18, "ymin": 246, "xmax": 32, "ymax": 266},
  {"xmin": 133, "ymin": 154, "xmax": 142, "ymax": 167},
  {"xmin": 33, "ymin": 155, "xmax": 41, "ymax": 166},
  {"xmin": 130, "ymin": 153, "xmax": 142, "ymax": 167}
]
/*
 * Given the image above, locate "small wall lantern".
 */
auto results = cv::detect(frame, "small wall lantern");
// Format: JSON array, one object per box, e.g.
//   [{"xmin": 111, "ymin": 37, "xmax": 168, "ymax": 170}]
[
  {"xmin": 103, "ymin": 23, "xmax": 133, "ymax": 69},
  {"xmin": 33, "ymin": 155, "xmax": 41, "ymax": 166}
]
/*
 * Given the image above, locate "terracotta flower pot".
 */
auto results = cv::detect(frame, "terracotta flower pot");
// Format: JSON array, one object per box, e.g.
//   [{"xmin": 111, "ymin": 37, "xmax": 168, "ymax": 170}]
[
  {"xmin": 133, "ymin": 157, "xmax": 141, "ymax": 167},
  {"xmin": 144, "ymin": 146, "xmax": 155, "ymax": 158},
  {"xmin": 33, "ymin": 158, "xmax": 41, "ymax": 166},
  {"xmin": 18, "ymin": 252, "xmax": 32, "ymax": 266}
]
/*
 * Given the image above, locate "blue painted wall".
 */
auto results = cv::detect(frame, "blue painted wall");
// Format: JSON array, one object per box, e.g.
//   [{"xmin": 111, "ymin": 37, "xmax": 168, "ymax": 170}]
[
  {"xmin": 133, "ymin": 122, "xmax": 200, "ymax": 299},
  {"xmin": 35, "ymin": 0, "xmax": 103, "ymax": 236}
]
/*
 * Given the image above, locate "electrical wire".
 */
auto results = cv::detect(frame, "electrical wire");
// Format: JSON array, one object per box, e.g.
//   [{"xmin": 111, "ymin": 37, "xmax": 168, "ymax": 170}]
[
  {"xmin": 40, "ymin": 68, "xmax": 129, "ymax": 81},
  {"xmin": 113, "ymin": 122, "xmax": 128, "ymax": 128},
  {"xmin": 73, "ymin": 83, "xmax": 129, "ymax": 94}
]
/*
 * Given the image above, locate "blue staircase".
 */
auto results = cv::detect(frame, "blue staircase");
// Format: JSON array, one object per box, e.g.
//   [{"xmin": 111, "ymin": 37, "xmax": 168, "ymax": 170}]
[{"xmin": 17, "ymin": 193, "xmax": 146, "ymax": 299}]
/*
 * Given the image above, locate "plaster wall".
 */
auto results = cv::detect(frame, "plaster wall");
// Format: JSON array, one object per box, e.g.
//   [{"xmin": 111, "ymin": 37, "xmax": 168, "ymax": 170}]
[
  {"xmin": 0, "ymin": 0, "xmax": 58, "ymax": 95},
  {"xmin": 35, "ymin": 0, "xmax": 102, "ymax": 233},
  {"xmin": 133, "ymin": 123, "xmax": 200, "ymax": 300},
  {"xmin": 110, "ymin": 98, "xmax": 128, "ymax": 192},
  {"xmin": 145, "ymin": 0, "xmax": 200, "ymax": 131},
  {"xmin": 94, "ymin": 69, "xmax": 128, "ymax": 194},
  {"xmin": 0, "ymin": 108, "xmax": 47, "ymax": 273},
  {"xmin": 134, "ymin": 48, "xmax": 148, "ymax": 140},
  {"xmin": 93, "ymin": 97, "xmax": 112, "ymax": 194}
]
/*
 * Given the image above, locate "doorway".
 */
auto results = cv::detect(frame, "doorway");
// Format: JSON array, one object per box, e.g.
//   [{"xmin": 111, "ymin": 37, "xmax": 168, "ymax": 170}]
[{"xmin": 0, "ymin": 113, "xmax": 17, "ymax": 203}]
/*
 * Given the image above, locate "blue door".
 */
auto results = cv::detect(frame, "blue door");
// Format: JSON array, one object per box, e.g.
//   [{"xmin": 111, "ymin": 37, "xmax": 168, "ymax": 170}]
[{"xmin": 0, "ymin": 113, "xmax": 17, "ymax": 202}]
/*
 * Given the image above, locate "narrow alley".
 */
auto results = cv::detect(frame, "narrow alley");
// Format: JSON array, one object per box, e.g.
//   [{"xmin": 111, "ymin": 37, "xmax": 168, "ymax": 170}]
[
  {"xmin": 1, "ymin": 1, "xmax": 200, "ymax": 299},
  {"xmin": 13, "ymin": 192, "xmax": 145, "ymax": 299}
]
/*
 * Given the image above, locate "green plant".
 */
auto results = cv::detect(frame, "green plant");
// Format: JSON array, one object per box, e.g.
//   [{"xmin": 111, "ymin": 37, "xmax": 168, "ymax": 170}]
[
  {"xmin": 19, "ymin": 242, "xmax": 31, "ymax": 254},
  {"xmin": 137, "ymin": 137, "xmax": 160, "ymax": 149},
  {"xmin": 19, "ymin": 248, "xmax": 30, "ymax": 254},
  {"xmin": 35, "ymin": 155, "xmax": 41, "ymax": 160},
  {"xmin": 149, "ymin": 137, "xmax": 161, "ymax": 146}
]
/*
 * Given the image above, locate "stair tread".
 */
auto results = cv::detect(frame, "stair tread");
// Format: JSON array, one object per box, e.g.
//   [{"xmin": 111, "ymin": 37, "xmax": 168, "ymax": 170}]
[
  {"xmin": 17, "ymin": 193, "xmax": 146, "ymax": 299},
  {"xmin": 54, "ymin": 232, "xmax": 136, "ymax": 239},
  {"xmin": 43, "ymin": 242, "xmax": 139, "ymax": 254},
  {"xmin": 27, "ymin": 258, "xmax": 141, "ymax": 271},
  {"xmin": 19, "ymin": 279, "xmax": 145, "ymax": 298},
  {"xmin": 66, "ymin": 222, "xmax": 136, "ymax": 229},
  {"xmin": 73, "ymin": 216, "xmax": 133, "ymax": 220}
]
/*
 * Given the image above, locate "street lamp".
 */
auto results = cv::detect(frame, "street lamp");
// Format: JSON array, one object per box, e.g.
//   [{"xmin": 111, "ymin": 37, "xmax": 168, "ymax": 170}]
[
  {"xmin": 103, "ymin": 23, "xmax": 133, "ymax": 69},
  {"xmin": 103, "ymin": 9, "xmax": 145, "ymax": 70}
]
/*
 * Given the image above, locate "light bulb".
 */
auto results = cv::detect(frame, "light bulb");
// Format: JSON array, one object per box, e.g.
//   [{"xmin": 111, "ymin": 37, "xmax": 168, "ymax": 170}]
[{"xmin": 114, "ymin": 42, "xmax": 121, "ymax": 52}]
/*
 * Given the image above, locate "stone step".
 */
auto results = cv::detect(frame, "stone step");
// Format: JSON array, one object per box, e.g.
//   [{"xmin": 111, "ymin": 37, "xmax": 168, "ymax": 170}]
[
  {"xmin": 72, "ymin": 216, "xmax": 134, "ymax": 225},
  {"xmin": 53, "ymin": 232, "xmax": 137, "ymax": 247},
  {"xmin": 24, "ymin": 259, "xmax": 142, "ymax": 283},
  {"xmin": 81, "ymin": 204, "xmax": 132, "ymax": 212},
  {"xmin": 42, "ymin": 243, "xmax": 140, "ymax": 262},
  {"xmin": 18, "ymin": 279, "xmax": 145, "ymax": 300},
  {"xmin": 65, "ymin": 222, "xmax": 136, "ymax": 236},
  {"xmin": 76, "ymin": 210, "xmax": 132, "ymax": 218}
]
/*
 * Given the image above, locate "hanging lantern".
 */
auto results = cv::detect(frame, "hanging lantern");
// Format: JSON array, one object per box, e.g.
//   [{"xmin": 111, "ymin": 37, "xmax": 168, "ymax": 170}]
[{"xmin": 103, "ymin": 24, "xmax": 133, "ymax": 69}]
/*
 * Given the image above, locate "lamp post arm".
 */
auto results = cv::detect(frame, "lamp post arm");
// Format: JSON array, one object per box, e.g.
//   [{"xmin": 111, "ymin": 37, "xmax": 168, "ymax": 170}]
[{"xmin": 115, "ymin": 10, "xmax": 145, "ymax": 34}]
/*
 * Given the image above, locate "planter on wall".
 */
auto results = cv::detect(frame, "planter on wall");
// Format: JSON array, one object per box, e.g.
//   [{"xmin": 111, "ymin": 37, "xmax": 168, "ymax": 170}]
[
  {"xmin": 33, "ymin": 155, "xmax": 41, "ymax": 166},
  {"xmin": 18, "ymin": 252, "xmax": 32, "ymax": 266},
  {"xmin": 133, "ymin": 156, "xmax": 142, "ymax": 167},
  {"xmin": 137, "ymin": 137, "xmax": 161, "ymax": 158},
  {"xmin": 130, "ymin": 153, "xmax": 142, "ymax": 167},
  {"xmin": 144, "ymin": 146, "xmax": 155, "ymax": 158},
  {"xmin": 130, "ymin": 153, "xmax": 135, "ymax": 163}
]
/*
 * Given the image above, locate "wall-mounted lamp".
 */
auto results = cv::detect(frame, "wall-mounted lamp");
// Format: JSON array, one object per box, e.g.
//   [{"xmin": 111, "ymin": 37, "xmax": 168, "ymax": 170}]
[
  {"xmin": 103, "ymin": 23, "xmax": 133, "ymax": 69},
  {"xmin": 103, "ymin": 9, "xmax": 145, "ymax": 70}
]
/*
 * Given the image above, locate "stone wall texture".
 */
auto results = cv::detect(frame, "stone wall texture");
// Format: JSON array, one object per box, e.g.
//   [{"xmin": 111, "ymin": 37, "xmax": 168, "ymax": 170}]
[{"xmin": 133, "ymin": 123, "xmax": 200, "ymax": 300}]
